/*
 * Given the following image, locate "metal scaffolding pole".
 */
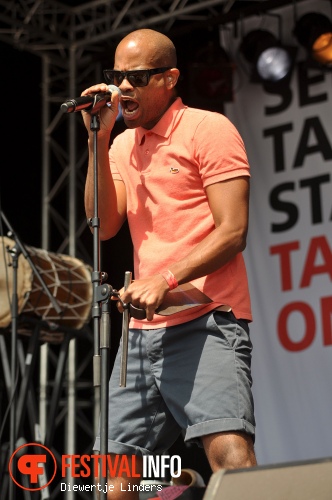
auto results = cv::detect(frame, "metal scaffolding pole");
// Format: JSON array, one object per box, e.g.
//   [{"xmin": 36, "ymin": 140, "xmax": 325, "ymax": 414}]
[
  {"xmin": 39, "ymin": 55, "xmax": 51, "ymax": 446},
  {"xmin": 65, "ymin": 44, "xmax": 77, "ymax": 500}
]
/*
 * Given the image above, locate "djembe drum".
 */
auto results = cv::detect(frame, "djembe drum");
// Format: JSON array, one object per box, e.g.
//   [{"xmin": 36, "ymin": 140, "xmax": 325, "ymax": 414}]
[{"xmin": 0, "ymin": 236, "xmax": 92, "ymax": 342}]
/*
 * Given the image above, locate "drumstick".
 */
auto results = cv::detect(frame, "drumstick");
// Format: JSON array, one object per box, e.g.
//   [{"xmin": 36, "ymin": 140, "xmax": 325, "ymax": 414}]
[{"xmin": 119, "ymin": 271, "xmax": 132, "ymax": 387}]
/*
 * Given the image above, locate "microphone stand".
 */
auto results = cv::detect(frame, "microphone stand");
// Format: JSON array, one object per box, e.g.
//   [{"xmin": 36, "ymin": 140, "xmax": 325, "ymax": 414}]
[
  {"xmin": 0, "ymin": 210, "xmax": 62, "ymax": 500},
  {"xmin": 83, "ymin": 96, "xmax": 146, "ymax": 495},
  {"xmin": 87, "ymin": 98, "xmax": 113, "ymax": 500}
]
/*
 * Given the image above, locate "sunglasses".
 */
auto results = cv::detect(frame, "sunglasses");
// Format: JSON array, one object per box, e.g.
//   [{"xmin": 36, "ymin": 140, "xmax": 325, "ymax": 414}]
[{"xmin": 103, "ymin": 67, "xmax": 171, "ymax": 87}]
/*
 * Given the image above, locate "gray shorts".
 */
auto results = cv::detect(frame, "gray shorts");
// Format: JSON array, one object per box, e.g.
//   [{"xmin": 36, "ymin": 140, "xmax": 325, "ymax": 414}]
[{"xmin": 94, "ymin": 310, "xmax": 255, "ymax": 456}]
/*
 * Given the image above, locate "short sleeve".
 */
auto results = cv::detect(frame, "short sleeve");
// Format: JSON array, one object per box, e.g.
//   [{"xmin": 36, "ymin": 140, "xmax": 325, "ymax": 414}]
[
  {"xmin": 109, "ymin": 143, "xmax": 123, "ymax": 181},
  {"xmin": 193, "ymin": 113, "xmax": 250, "ymax": 188}
]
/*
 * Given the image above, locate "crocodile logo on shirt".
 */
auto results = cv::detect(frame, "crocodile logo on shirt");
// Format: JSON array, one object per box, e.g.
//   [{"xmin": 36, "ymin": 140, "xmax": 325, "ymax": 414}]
[{"xmin": 169, "ymin": 167, "xmax": 180, "ymax": 174}]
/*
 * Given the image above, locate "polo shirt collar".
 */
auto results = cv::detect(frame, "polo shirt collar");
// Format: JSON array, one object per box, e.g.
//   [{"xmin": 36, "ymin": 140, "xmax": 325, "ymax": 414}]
[{"xmin": 136, "ymin": 97, "xmax": 186, "ymax": 144}]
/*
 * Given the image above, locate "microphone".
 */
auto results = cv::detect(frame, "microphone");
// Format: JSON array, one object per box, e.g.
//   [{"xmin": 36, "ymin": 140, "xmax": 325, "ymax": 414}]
[{"xmin": 60, "ymin": 85, "xmax": 121, "ymax": 113}]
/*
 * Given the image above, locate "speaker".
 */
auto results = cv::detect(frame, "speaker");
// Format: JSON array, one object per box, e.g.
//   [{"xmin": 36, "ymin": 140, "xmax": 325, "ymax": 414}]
[{"xmin": 203, "ymin": 457, "xmax": 332, "ymax": 500}]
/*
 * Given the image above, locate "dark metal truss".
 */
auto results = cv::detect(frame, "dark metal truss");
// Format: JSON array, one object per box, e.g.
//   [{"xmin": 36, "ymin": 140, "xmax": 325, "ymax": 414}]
[{"xmin": 0, "ymin": 0, "xmax": 234, "ymax": 57}]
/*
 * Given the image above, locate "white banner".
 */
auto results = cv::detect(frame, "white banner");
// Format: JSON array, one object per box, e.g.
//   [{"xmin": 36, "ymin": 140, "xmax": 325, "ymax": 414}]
[{"xmin": 224, "ymin": 0, "xmax": 332, "ymax": 464}]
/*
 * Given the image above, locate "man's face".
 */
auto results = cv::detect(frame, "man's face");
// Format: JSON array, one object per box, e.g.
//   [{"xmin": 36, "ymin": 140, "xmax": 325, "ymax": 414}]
[{"xmin": 114, "ymin": 40, "xmax": 172, "ymax": 130}]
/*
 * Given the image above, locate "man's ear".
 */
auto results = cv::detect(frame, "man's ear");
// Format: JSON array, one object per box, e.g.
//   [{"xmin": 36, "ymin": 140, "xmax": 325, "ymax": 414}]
[{"xmin": 166, "ymin": 68, "xmax": 180, "ymax": 89}]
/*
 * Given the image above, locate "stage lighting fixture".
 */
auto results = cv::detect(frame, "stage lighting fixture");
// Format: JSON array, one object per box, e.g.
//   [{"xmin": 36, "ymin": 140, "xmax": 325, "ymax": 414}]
[
  {"xmin": 294, "ymin": 12, "xmax": 332, "ymax": 66},
  {"xmin": 240, "ymin": 29, "xmax": 293, "ymax": 82}
]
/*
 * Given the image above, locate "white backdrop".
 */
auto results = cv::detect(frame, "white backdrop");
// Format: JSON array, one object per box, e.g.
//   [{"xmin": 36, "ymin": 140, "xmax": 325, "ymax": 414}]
[{"xmin": 224, "ymin": 0, "xmax": 332, "ymax": 465}]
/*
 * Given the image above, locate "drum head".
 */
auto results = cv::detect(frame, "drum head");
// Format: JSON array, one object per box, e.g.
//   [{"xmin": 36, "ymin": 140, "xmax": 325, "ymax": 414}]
[
  {"xmin": 0, "ymin": 236, "xmax": 93, "ymax": 337},
  {"xmin": 0, "ymin": 236, "xmax": 32, "ymax": 328}
]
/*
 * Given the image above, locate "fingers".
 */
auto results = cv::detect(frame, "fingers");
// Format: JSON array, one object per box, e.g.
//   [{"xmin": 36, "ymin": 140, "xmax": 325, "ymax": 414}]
[
  {"xmin": 116, "ymin": 275, "xmax": 169, "ymax": 321},
  {"xmin": 81, "ymin": 83, "xmax": 110, "ymax": 96},
  {"xmin": 81, "ymin": 84, "xmax": 121, "ymax": 105},
  {"xmin": 115, "ymin": 294, "xmax": 149, "ymax": 318},
  {"xmin": 80, "ymin": 85, "xmax": 120, "ymax": 136},
  {"xmin": 80, "ymin": 83, "xmax": 120, "ymax": 117},
  {"xmin": 145, "ymin": 305, "xmax": 155, "ymax": 322},
  {"xmin": 116, "ymin": 300, "xmax": 125, "ymax": 314},
  {"xmin": 120, "ymin": 286, "xmax": 148, "ymax": 316}
]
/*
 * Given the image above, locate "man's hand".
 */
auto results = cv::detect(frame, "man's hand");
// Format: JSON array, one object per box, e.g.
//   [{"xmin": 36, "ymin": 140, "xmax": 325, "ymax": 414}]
[
  {"xmin": 117, "ymin": 274, "xmax": 170, "ymax": 321},
  {"xmin": 81, "ymin": 83, "xmax": 120, "ymax": 138}
]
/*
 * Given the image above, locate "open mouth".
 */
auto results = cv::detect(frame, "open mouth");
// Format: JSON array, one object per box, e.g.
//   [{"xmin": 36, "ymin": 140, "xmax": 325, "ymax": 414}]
[{"xmin": 121, "ymin": 98, "xmax": 139, "ymax": 118}]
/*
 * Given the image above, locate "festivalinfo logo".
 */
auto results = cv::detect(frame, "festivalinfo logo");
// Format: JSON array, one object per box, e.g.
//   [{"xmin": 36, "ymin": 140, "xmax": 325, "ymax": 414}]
[{"xmin": 9, "ymin": 442, "xmax": 181, "ymax": 492}]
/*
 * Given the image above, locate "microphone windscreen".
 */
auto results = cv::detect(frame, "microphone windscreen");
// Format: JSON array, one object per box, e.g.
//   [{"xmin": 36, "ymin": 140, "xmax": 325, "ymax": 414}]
[{"xmin": 107, "ymin": 85, "xmax": 122, "ymax": 96}]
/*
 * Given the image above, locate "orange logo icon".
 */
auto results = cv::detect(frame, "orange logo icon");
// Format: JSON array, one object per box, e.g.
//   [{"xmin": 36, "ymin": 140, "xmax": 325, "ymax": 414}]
[{"xmin": 9, "ymin": 442, "xmax": 57, "ymax": 491}]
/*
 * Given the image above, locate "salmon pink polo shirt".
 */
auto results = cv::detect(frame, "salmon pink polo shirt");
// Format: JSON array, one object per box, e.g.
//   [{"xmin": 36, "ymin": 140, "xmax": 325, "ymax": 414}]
[{"xmin": 109, "ymin": 98, "xmax": 252, "ymax": 328}]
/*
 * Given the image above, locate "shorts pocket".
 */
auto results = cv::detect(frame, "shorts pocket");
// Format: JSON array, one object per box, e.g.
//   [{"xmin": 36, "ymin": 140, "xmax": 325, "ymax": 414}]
[{"xmin": 210, "ymin": 311, "xmax": 240, "ymax": 350}]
